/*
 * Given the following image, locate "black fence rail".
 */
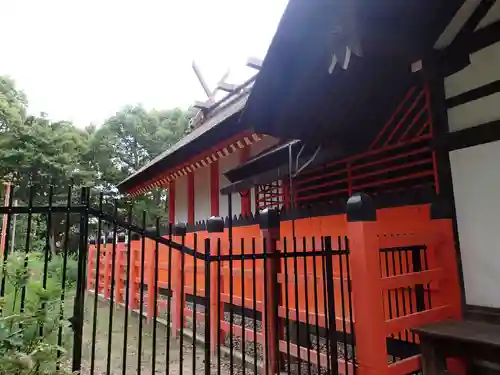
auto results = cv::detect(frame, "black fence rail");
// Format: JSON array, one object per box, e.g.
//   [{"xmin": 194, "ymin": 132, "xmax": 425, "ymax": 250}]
[{"xmin": 0, "ymin": 184, "xmax": 355, "ymax": 375}]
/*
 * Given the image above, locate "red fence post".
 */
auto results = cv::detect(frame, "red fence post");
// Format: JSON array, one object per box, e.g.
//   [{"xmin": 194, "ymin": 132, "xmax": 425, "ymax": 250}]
[
  {"xmin": 147, "ymin": 238, "xmax": 156, "ymax": 321},
  {"xmin": 346, "ymin": 193, "xmax": 388, "ymax": 375},
  {"xmin": 171, "ymin": 222, "xmax": 187, "ymax": 338},
  {"xmin": 207, "ymin": 217, "xmax": 225, "ymax": 357},
  {"xmin": 430, "ymin": 199, "xmax": 465, "ymax": 375},
  {"xmin": 115, "ymin": 237, "xmax": 125, "ymax": 305},
  {"xmin": 260, "ymin": 208, "xmax": 281, "ymax": 375},
  {"xmin": 87, "ymin": 240, "xmax": 96, "ymax": 291},
  {"xmin": 1, "ymin": 182, "xmax": 11, "ymax": 258},
  {"xmin": 129, "ymin": 238, "xmax": 139, "ymax": 310},
  {"xmin": 103, "ymin": 237, "xmax": 112, "ymax": 300}
]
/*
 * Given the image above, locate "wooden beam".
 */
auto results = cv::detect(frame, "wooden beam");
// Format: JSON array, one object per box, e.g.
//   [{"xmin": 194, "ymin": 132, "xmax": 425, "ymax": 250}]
[
  {"xmin": 217, "ymin": 82, "xmax": 237, "ymax": 92},
  {"xmin": 446, "ymin": 119, "xmax": 500, "ymax": 151},
  {"xmin": 192, "ymin": 61, "xmax": 211, "ymax": 97},
  {"xmin": 246, "ymin": 56, "xmax": 263, "ymax": 70},
  {"xmin": 188, "ymin": 173, "xmax": 195, "ymax": 224},
  {"xmin": 193, "ymin": 100, "xmax": 212, "ymax": 111},
  {"xmin": 168, "ymin": 181, "xmax": 175, "ymax": 223},
  {"xmin": 453, "ymin": 0, "xmax": 496, "ymax": 45},
  {"xmin": 210, "ymin": 161, "xmax": 219, "ymax": 216}
]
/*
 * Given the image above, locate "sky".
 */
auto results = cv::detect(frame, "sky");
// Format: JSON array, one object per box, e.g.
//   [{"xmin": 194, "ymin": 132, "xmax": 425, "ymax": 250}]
[{"xmin": 0, "ymin": 0, "xmax": 288, "ymax": 127}]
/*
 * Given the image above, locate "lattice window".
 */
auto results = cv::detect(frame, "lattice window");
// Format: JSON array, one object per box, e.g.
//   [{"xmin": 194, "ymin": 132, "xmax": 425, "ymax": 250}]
[{"xmin": 254, "ymin": 180, "xmax": 289, "ymax": 212}]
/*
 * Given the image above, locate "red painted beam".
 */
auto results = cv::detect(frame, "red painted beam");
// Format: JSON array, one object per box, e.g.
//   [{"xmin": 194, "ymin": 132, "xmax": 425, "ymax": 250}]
[
  {"xmin": 188, "ymin": 172, "xmax": 195, "ymax": 224},
  {"xmin": 168, "ymin": 181, "xmax": 176, "ymax": 223},
  {"xmin": 210, "ymin": 161, "xmax": 219, "ymax": 216},
  {"xmin": 239, "ymin": 147, "xmax": 252, "ymax": 216}
]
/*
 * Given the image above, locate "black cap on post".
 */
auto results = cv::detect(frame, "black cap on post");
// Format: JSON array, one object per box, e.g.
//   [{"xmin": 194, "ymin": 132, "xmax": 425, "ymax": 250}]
[
  {"xmin": 106, "ymin": 234, "xmax": 114, "ymax": 244},
  {"xmin": 145, "ymin": 226, "xmax": 157, "ymax": 236},
  {"xmin": 89, "ymin": 238, "xmax": 96, "ymax": 245},
  {"xmin": 130, "ymin": 233, "xmax": 141, "ymax": 241},
  {"xmin": 173, "ymin": 222, "xmax": 187, "ymax": 236},
  {"xmin": 259, "ymin": 207, "xmax": 280, "ymax": 229},
  {"xmin": 117, "ymin": 233, "xmax": 126, "ymax": 243},
  {"xmin": 346, "ymin": 192, "xmax": 376, "ymax": 222},
  {"xmin": 430, "ymin": 196, "xmax": 453, "ymax": 219},
  {"xmin": 207, "ymin": 216, "xmax": 224, "ymax": 233}
]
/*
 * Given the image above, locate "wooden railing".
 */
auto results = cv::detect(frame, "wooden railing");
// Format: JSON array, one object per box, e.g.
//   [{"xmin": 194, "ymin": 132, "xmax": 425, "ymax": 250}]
[{"xmin": 87, "ymin": 197, "xmax": 461, "ymax": 375}]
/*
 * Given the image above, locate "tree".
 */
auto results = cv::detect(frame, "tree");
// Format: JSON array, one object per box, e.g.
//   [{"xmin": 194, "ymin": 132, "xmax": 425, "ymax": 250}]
[
  {"xmin": 0, "ymin": 77, "xmax": 191, "ymax": 251},
  {"xmin": 0, "ymin": 76, "xmax": 27, "ymax": 132},
  {"xmin": 88, "ymin": 105, "xmax": 190, "ymax": 225},
  {"xmin": 0, "ymin": 113, "xmax": 96, "ymax": 255}
]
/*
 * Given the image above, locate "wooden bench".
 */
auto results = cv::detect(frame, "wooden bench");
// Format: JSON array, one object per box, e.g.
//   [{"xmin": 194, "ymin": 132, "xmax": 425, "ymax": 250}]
[{"xmin": 411, "ymin": 320, "xmax": 500, "ymax": 374}]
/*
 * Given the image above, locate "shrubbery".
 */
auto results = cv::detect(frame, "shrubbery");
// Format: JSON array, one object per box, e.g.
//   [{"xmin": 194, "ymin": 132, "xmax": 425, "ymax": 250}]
[{"xmin": 0, "ymin": 252, "xmax": 77, "ymax": 375}]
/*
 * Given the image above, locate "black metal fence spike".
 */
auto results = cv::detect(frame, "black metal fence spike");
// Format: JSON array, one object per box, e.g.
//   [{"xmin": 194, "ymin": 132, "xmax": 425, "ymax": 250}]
[
  {"xmin": 207, "ymin": 216, "xmax": 224, "ymax": 233},
  {"xmin": 186, "ymin": 222, "xmax": 195, "ymax": 232},
  {"xmin": 145, "ymin": 226, "xmax": 156, "ymax": 236},
  {"xmin": 117, "ymin": 232, "xmax": 126, "ymax": 242},
  {"xmin": 346, "ymin": 192, "xmax": 376, "ymax": 222},
  {"xmin": 173, "ymin": 221, "xmax": 187, "ymax": 236}
]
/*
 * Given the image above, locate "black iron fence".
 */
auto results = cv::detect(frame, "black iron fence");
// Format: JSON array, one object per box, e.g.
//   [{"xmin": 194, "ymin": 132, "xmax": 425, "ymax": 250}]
[{"xmin": 0, "ymin": 184, "xmax": 355, "ymax": 375}]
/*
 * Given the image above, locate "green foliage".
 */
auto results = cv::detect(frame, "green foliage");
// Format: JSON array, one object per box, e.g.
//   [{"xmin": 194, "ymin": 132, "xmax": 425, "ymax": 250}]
[
  {"xmin": 47, "ymin": 255, "xmax": 79, "ymax": 288},
  {"xmin": 0, "ymin": 252, "xmax": 74, "ymax": 375},
  {"xmin": 0, "ymin": 76, "xmax": 190, "ymax": 254},
  {"xmin": 0, "ymin": 76, "xmax": 27, "ymax": 132}
]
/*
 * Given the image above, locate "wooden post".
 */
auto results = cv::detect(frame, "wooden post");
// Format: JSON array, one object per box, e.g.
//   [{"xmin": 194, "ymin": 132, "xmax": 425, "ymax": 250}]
[
  {"xmin": 147, "ymin": 238, "xmax": 156, "ymax": 321},
  {"xmin": 171, "ymin": 222, "xmax": 187, "ymax": 337},
  {"xmin": 239, "ymin": 148, "xmax": 252, "ymax": 216},
  {"xmin": 207, "ymin": 216, "xmax": 225, "ymax": 356},
  {"xmin": 168, "ymin": 181, "xmax": 176, "ymax": 223},
  {"xmin": 346, "ymin": 193, "xmax": 388, "ymax": 375},
  {"xmin": 0, "ymin": 182, "xmax": 11, "ymax": 258},
  {"xmin": 431, "ymin": 198, "xmax": 466, "ymax": 375},
  {"xmin": 259, "ymin": 208, "xmax": 281, "ymax": 375},
  {"xmin": 188, "ymin": 173, "xmax": 195, "ymax": 224},
  {"xmin": 115, "ymin": 239, "xmax": 125, "ymax": 305},
  {"xmin": 103, "ymin": 237, "xmax": 112, "ymax": 299},
  {"xmin": 87, "ymin": 240, "xmax": 96, "ymax": 291},
  {"xmin": 210, "ymin": 161, "xmax": 220, "ymax": 216},
  {"xmin": 129, "ymin": 238, "xmax": 139, "ymax": 309}
]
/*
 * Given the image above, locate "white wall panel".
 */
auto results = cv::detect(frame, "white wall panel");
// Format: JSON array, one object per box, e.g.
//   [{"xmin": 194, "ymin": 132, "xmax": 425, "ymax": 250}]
[
  {"xmin": 194, "ymin": 166, "xmax": 211, "ymax": 222},
  {"xmin": 174, "ymin": 174, "xmax": 188, "ymax": 223},
  {"xmin": 450, "ymin": 140, "xmax": 500, "ymax": 308},
  {"xmin": 219, "ymin": 151, "xmax": 242, "ymax": 217},
  {"xmin": 445, "ymin": 42, "xmax": 500, "ymax": 132}
]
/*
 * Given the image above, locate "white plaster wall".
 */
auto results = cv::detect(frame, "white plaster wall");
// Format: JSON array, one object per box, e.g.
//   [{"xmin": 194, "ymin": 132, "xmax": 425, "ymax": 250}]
[
  {"xmin": 445, "ymin": 41, "xmax": 500, "ymax": 132},
  {"xmin": 174, "ymin": 174, "xmax": 188, "ymax": 223},
  {"xmin": 450, "ymin": 140, "xmax": 500, "ymax": 308},
  {"xmin": 219, "ymin": 150, "xmax": 242, "ymax": 217},
  {"xmin": 194, "ymin": 166, "xmax": 211, "ymax": 222}
]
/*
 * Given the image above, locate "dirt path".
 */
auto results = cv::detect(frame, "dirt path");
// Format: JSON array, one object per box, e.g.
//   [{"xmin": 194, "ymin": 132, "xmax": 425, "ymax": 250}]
[{"xmin": 79, "ymin": 295, "xmax": 206, "ymax": 375}]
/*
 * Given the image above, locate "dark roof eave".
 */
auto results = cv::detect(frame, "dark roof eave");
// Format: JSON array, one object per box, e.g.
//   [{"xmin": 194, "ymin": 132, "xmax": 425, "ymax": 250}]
[{"xmin": 240, "ymin": 0, "xmax": 467, "ymax": 147}]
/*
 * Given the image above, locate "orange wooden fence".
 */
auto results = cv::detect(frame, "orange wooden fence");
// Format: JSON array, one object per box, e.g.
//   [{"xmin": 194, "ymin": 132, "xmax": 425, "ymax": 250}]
[{"xmin": 87, "ymin": 202, "xmax": 462, "ymax": 375}]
